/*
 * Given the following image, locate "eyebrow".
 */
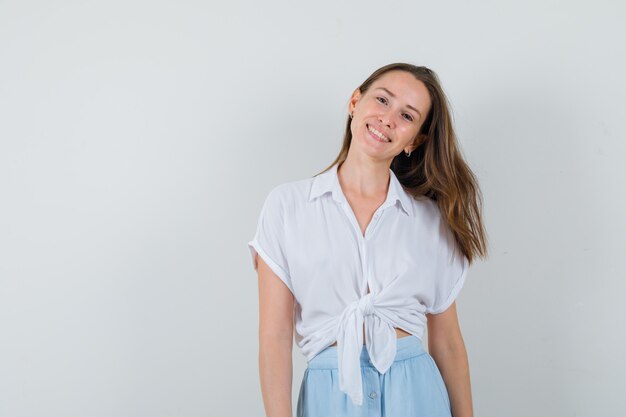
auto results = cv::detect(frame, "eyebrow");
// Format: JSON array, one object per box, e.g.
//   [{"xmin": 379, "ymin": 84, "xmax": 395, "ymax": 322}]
[{"xmin": 374, "ymin": 87, "xmax": 422, "ymax": 119}]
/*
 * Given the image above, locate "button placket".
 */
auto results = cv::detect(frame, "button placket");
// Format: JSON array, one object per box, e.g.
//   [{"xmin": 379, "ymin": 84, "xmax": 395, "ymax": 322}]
[
  {"xmin": 364, "ymin": 208, "xmax": 383, "ymax": 239},
  {"xmin": 364, "ymin": 367, "xmax": 382, "ymax": 413},
  {"xmin": 337, "ymin": 199, "xmax": 387, "ymax": 297},
  {"xmin": 363, "ymin": 208, "xmax": 385, "ymax": 291}
]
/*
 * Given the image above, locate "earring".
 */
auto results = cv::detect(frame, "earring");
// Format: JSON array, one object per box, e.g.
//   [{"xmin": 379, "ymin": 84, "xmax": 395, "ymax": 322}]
[
  {"xmin": 405, "ymin": 150, "xmax": 411, "ymax": 157},
  {"xmin": 349, "ymin": 112, "xmax": 354, "ymax": 119}
]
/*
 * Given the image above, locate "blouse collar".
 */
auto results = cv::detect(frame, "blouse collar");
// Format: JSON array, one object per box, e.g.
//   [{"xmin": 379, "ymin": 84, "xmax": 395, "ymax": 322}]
[{"xmin": 308, "ymin": 163, "xmax": 414, "ymax": 217}]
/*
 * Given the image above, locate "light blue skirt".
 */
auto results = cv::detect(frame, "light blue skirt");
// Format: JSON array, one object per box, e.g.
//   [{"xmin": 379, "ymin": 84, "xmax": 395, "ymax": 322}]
[{"xmin": 296, "ymin": 335, "xmax": 452, "ymax": 417}]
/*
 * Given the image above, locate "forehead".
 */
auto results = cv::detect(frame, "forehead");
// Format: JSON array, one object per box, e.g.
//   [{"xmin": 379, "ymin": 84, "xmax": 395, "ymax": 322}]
[{"xmin": 368, "ymin": 70, "xmax": 431, "ymax": 112}]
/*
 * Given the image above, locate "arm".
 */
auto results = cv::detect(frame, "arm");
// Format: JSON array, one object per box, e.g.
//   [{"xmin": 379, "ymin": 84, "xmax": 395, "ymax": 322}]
[
  {"xmin": 257, "ymin": 254, "xmax": 295, "ymax": 417},
  {"xmin": 427, "ymin": 302, "xmax": 474, "ymax": 417}
]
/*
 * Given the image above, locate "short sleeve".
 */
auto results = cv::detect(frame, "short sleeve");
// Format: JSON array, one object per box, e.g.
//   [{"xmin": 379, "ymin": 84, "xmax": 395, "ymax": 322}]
[
  {"xmin": 425, "ymin": 220, "xmax": 470, "ymax": 315},
  {"xmin": 247, "ymin": 187, "xmax": 294, "ymax": 295}
]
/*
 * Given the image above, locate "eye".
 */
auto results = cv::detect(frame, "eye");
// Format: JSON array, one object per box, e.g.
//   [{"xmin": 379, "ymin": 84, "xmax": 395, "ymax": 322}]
[
  {"xmin": 376, "ymin": 96, "xmax": 388, "ymax": 105},
  {"xmin": 402, "ymin": 113, "xmax": 414, "ymax": 122}
]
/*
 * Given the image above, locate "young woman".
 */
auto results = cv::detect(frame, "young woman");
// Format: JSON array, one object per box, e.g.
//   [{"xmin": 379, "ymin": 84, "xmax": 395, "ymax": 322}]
[{"xmin": 248, "ymin": 63, "xmax": 488, "ymax": 417}]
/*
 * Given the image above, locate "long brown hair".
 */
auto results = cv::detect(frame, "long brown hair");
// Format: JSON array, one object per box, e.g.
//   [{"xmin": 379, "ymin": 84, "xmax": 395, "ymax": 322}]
[{"xmin": 317, "ymin": 63, "xmax": 488, "ymax": 263}]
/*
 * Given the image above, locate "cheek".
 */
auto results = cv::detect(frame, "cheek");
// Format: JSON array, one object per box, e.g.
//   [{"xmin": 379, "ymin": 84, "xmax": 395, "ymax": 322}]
[
  {"xmin": 400, "ymin": 125, "xmax": 419, "ymax": 141},
  {"xmin": 350, "ymin": 120, "xmax": 362, "ymax": 139}
]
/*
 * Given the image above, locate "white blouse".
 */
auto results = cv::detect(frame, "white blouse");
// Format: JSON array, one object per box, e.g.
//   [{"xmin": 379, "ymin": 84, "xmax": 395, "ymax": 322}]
[{"xmin": 247, "ymin": 162, "xmax": 469, "ymax": 406}]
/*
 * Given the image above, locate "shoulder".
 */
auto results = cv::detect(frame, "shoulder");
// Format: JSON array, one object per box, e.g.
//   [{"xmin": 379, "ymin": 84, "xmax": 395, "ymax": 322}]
[
  {"xmin": 410, "ymin": 194, "xmax": 443, "ymax": 226},
  {"xmin": 267, "ymin": 178, "xmax": 313, "ymax": 204},
  {"xmin": 263, "ymin": 176, "xmax": 315, "ymax": 212},
  {"xmin": 417, "ymin": 197, "xmax": 466, "ymax": 264},
  {"xmin": 410, "ymin": 195, "xmax": 460, "ymax": 254}
]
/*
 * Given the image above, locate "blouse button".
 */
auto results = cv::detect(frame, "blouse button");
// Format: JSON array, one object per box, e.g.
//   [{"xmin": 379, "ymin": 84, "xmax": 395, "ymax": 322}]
[{"xmin": 369, "ymin": 391, "xmax": 378, "ymax": 399}]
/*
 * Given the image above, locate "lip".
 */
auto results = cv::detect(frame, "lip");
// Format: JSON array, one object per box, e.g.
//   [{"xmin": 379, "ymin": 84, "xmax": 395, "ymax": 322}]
[{"xmin": 366, "ymin": 124, "xmax": 391, "ymax": 143}]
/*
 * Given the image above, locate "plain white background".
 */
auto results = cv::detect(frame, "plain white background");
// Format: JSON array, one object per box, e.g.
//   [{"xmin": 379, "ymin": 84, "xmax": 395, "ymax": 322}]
[{"xmin": 1, "ymin": 1, "xmax": 624, "ymax": 416}]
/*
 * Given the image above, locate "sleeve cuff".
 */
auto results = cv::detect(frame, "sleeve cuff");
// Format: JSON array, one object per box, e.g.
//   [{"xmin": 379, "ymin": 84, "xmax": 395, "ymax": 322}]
[
  {"xmin": 247, "ymin": 239, "xmax": 294, "ymax": 295},
  {"xmin": 427, "ymin": 256, "xmax": 469, "ymax": 315}
]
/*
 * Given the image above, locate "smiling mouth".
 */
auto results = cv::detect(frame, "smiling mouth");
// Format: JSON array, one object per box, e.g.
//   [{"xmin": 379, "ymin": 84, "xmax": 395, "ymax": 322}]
[{"xmin": 367, "ymin": 124, "xmax": 391, "ymax": 143}]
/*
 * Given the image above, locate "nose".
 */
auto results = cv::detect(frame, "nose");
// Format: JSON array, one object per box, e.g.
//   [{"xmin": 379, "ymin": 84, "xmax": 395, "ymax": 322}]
[{"xmin": 379, "ymin": 109, "xmax": 394, "ymax": 128}]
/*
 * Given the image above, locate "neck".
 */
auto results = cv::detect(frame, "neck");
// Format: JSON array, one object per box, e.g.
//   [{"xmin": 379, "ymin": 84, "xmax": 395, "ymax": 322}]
[{"xmin": 337, "ymin": 155, "xmax": 391, "ymax": 199}]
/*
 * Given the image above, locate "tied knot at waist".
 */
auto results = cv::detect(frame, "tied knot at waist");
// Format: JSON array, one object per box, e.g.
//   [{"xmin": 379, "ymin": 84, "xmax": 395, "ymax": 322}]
[
  {"xmin": 357, "ymin": 292, "xmax": 374, "ymax": 316},
  {"xmin": 335, "ymin": 291, "xmax": 397, "ymax": 407}
]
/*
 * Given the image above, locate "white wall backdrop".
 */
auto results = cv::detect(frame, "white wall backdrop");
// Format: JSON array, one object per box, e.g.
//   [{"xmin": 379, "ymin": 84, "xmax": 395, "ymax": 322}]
[{"xmin": 1, "ymin": 1, "xmax": 624, "ymax": 416}]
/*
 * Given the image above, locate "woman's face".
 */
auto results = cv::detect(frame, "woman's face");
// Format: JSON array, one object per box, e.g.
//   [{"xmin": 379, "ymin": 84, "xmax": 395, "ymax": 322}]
[{"xmin": 348, "ymin": 70, "xmax": 432, "ymax": 162}]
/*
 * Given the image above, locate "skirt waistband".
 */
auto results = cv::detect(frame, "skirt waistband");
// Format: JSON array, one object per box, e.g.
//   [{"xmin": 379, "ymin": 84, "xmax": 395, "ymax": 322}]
[{"xmin": 307, "ymin": 335, "xmax": 426, "ymax": 369}]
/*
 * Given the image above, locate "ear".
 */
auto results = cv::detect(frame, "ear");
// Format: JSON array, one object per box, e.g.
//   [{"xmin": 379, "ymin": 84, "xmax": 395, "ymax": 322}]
[
  {"xmin": 406, "ymin": 133, "xmax": 428, "ymax": 153},
  {"xmin": 348, "ymin": 88, "xmax": 362, "ymax": 114}
]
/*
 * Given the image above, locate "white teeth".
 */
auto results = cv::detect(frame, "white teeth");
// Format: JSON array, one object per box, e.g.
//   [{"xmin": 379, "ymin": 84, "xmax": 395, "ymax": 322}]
[{"xmin": 368, "ymin": 125, "xmax": 390, "ymax": 142}]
